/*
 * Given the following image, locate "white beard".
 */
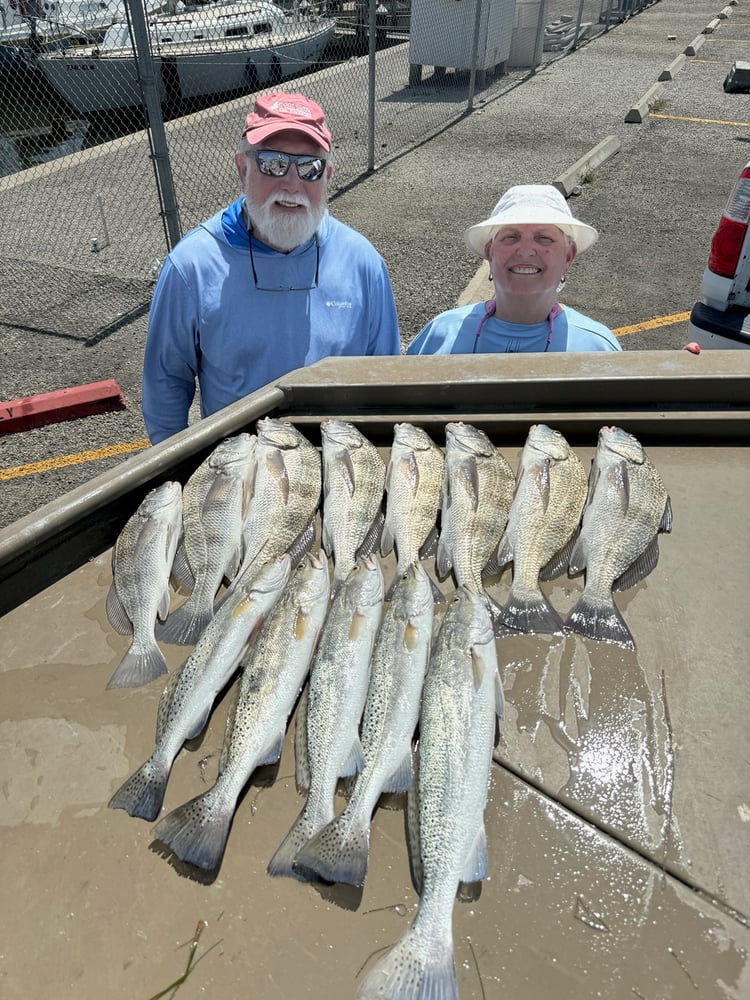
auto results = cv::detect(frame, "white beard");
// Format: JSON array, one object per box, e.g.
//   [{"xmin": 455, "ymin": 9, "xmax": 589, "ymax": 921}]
[{"xmin": 246, "ymin": 190, "xmax": 326, "ymax": 252}]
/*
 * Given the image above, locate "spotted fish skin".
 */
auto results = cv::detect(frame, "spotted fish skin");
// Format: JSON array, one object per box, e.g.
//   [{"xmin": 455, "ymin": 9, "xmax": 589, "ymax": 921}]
[
  {"xmin": 267, "ymin": 554, "xmax": 384, "ymax": 880},
  {"xmin": 357, "ymin": 586, "xmax": 503, "ymax": 1000},
  {"xmin": 564, "ymin": 425, "xmax": 673, "ymax": 650},
  {"xmin": 151, "ymin": 551, "xmax": 331, "ymax": 871},
  {"xmin": 292, "ymin": 560, "xmax": 434, "ymax": 887},
  {"xmin": 107, "ymin": 554, "xmax": 291, "ymax": 822}
]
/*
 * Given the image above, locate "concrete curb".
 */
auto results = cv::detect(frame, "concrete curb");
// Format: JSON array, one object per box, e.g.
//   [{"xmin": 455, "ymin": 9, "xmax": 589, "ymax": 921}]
[
  {"xmin": 553, "ymin": 135, "xmax": 621, "ymax": 197},
  {"xmin": 625, "ymin": 82, "xmax": 664, "ymax": 123},
  {"xmin": 685, "ymin": 33, "xmax": 706, "ymax": 55},
  {"xmin": 659, "ymin": 52, "xmax": 687, "ymax": 81},
  {"xmin": 456, "ymin": 136, "xmax": 621, "ymax": 307},
  {"xmin": 704, "ymin": 17, "xmax": 721, "ymax": 32}
]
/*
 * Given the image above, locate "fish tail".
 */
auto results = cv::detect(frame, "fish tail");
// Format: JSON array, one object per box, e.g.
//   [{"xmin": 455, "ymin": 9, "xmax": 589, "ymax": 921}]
[
  {"xmin": 267, "ymin": 805, "xmax": 319, "ymax": 881},
  {"xmin": 357, "ymin": 928, "xmax": 457, "ymax": 1000},
  {"xmin": 152, "ymin": 788, "xmax": 233, "ymax": 872},
  {"xmin": 108, "ymin": 754, "xmax": 170, "ymax": 822},
  {"xmin": 500, "ymin": 588, "xmax": 564, "ymax": 636},
  {"xmin": 154, "ymin": 597, "xmax": 213, "ymax": 646},
  {"xmin": 564, "ymin": 592, "xmax": 635, "ymax": 650},
  {"xmin": 293, "ymin": 810, "xmax": 370, "ymax": 887},
  {"xmin": 105, "ymin": 640, "xmax": 169, "ymax": 689}
]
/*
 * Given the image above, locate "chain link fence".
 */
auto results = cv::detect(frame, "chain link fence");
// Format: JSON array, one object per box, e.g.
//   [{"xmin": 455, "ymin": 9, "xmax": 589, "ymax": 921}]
[{"xmin": 0, "ymin": 0, "xmax": 656, "ymax": 340}]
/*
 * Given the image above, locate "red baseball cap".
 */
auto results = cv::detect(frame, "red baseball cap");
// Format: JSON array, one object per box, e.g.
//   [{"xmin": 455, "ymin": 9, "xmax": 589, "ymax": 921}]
[{"xmin": 242, "ymin": 92, "xmax": 332, "ymax": 152}]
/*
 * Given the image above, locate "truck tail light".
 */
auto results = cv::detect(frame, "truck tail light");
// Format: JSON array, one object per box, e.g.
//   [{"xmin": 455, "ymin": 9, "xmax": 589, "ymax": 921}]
[{"xmin": 708, "ymin": 164, "xmax": 750, "ymax": 278}]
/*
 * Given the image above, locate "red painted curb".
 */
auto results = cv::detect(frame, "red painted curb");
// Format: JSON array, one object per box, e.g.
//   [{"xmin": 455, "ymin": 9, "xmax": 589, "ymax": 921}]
[{"xmin": 0, "ymin": 380, "xmax": 126, "ymax": 434}]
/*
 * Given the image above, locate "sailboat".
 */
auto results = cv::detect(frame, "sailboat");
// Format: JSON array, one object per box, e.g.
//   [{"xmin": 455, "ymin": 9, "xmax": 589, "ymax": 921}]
[{"xmin": 34, "ymin": 0, "xmax": 336, "ymax": 113}]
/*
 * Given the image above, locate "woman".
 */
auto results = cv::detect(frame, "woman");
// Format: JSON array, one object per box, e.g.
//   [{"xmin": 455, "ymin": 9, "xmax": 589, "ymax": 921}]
[{"xmin": 407, "ymin": 184, "xmax": 621, "ymax": 354}]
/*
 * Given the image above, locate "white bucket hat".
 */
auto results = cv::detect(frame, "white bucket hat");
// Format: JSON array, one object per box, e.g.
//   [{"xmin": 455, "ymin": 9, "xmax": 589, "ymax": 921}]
[{"xmin": 464, "ymin": 184, "xmax": 599, "ymax": 258}]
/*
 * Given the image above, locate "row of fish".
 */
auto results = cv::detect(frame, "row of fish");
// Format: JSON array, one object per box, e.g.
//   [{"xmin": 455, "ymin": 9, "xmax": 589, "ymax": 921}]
[
  {"xmin": 109, "ymin": 545, "xmax": 503, "ymax": 999},
  {"xmin": 105, "ymin": 417, "xmax": 673, "ymax": 691}
]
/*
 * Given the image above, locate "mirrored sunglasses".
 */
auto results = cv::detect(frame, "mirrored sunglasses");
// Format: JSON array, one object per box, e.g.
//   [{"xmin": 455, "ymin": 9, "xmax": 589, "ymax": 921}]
[{"xmin": 252, "ymin": 149, "xmax": 327, "ymax": 182}]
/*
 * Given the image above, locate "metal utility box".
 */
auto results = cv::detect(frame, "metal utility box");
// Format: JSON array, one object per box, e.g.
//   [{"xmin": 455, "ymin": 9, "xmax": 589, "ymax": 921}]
[{"xmin": 409, "ymin": 0, "xmax": 517, "ymax": 85}]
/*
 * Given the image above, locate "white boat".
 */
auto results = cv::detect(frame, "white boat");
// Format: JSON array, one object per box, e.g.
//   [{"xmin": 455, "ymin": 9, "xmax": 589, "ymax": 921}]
[
  {"xmin": 33, "ymin": 0, "xmax": 337, "ymax": 113},
  {"xmin": 1, "ymin": 0, "xmax": 130, "ymax": 51}
]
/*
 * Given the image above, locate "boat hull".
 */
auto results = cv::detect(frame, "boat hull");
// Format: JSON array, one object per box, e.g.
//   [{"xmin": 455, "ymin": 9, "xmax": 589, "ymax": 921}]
[{"xmin": 35, "ymin": 19, "xmax": 336, "ymax": 112}]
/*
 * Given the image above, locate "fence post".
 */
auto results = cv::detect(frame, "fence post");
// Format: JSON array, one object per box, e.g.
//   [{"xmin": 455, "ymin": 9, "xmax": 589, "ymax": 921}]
[
  {"xmin": 126, "ymin": 0, "xmax": 182, "ymax": 251},
  {"xmin": 367, "ymin": 0, "xmax": 376, "ymax": 173},
  {"xmin": 467, "ymin": 0, "xmax": 485, "ymax": 111}
]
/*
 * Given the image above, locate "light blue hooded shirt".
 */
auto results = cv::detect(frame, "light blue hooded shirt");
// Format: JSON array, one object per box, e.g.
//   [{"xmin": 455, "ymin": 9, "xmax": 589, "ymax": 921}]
[
  {"xmin": 142, "ymin": 197, "xmax": 400, "ymax": 443},
  {"xmin": 406, "ymin": 301, "xmax": 621, "ymax": 355}
]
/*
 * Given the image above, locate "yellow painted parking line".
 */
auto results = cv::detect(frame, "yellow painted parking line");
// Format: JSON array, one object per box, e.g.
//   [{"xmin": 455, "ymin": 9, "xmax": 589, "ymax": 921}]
[
  {"xmin": 0, "ymin": 438, "xmax": 150, "ymax": 481},
  {"xmin": 651, "ymin": 112, "xmax": 750, "ymax": 127},
  {"xmin": 613, "ymin": 311, "xmax": 691, "ymax": 337}
]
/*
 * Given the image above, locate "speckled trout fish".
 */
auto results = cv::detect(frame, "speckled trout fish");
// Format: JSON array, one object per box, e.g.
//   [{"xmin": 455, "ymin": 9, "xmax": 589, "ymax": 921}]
[
  {"xmin": 357, "ymin": 586, "xmax": 504, "ymax": 1000},
  {"xmin": 564, "ymin": 425, "xmax": 673, "ymax": 650}
]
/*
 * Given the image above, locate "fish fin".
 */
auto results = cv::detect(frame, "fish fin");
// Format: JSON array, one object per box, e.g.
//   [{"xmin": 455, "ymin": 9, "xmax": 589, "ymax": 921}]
[
  {"xmin": 499, "ymin": 589, "xmax": 564, "ymax": 636},
  {"xmin": 184, "ymin": 703, "xmax": 213, "ymax": 743},
  {"xmin": 405, "ymin": 755, "xmax": 423, "ymax": 894},
  {"xmin": 456, "ymin": 456, "xmax": 480, "ymax": 511},
  {"xmin": 660, "ymin": 495, "xmax": 673, "ymax": 534},
  {"xmin": 418, "ymin": 525, "xmax": 440, "ymax": 561},
  {"xmin": 380, "ymin": 517, "xmax": 394, "ymax": 558},
  {"xmin": 567, "ymin": 533, "xmax": 587, "ymax": 576},
  {"xmin": 434, "ymin": 537, "xmax": 452, "ymax": 580},
  {"xmin": 294, "ymin": 685, "xmax": 311, "ymax": 792},
  {"xmin": 483, "ymin": 590, "xmax": 509, "ymax": 640},
  {"xmin": 257, "ymin": 732, "xmax": 286, "ymax": 769},
  {"xmin": 108, "ymin": 752, "xmax": 170, "ymax": 821},
  {"xmin": 356, "ymin": 926, "xmax": 457, "ymax": 1000},
  {"xmin": 383, "ymin": 572, "xmax": 399, "ymax": 602},
  {"xmin": 486, "ymin": 532, "xmax": 512, "ymax": 578},
  {"xmin": 613, "ymin": 536, "xmax": 660, "ymax": 592},
  {"xmin": 156, "ymin": 587, "xmax": 172, "ymax": 623},
  {"xmin": 218, "ymin": 683, "xmax": 243, "ymax": 774},
  {"xmin": 460, "ymin": 822, "xmax": 488, "ymax": 884},
  {"xmin": 287, "ymin": 518, "xmax": 317, "ymax": 567},
  {"xmin": 381, "ymin": 749, "xmax": 413, "ymax": 795},
  {"xmin": 266, "ymin": 448, "xmax": 291, "ymax": 504},
  {"xmin": 170, "ymin": 543, "xmax": 195, "ymax": 592},
  {"xmin": 267, "ymin": 804, "xmax": 319, "ymax": 881},
  {"xmin": 105, "ymin": 583, "xmax": 133, "ymax": 636},
  {"xmin": 533, "ymin": 457, "xmax": 552, "ymax": 512},
  {"xmin": 495, "ymin": 669, "xmax": 505, "ymax": 723},
  {"xmin": 428, "ymin": 573, "xmax": 447, "ymax": 605},
  {"xmin": 340, "ymin": 737, "xmax": 365, "ymax": 778},
  {"xmin": 155, "ymin": 667, "xmax": 184, "ymax": 744},
  {"xmin": 564, "ymin": 593, "xmax": 635, "ymax": 650},
  {"xmin": 539, "ymin": 532, "xmax": 578, "ymax": 581},
  {"xmin": 106, "ymin": 640, "xmax": 169, "ymax": 689},
  {"xmin": 293, "ymin": 810, "xmax": 370, "ymax": 887},
  {"xmin": 356, "ymin": 510, "xmax": 385, "ymax": 561},
  {"xmin": 154, "ymin": 597, "xmax": 213, "ymax": 646},
  {"xmin": 152, "ymin": 788, "xmax": 232, "ymax": 872},
  {"xmin": 608, "ymin": 459, "xmax": 631, "ymax": 513}
]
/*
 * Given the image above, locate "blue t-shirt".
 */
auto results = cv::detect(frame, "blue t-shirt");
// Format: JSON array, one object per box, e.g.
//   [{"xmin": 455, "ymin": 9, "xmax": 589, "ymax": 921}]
[
  {"xmin": 406, "ymin": 301, "xmax": 621, "ymax": 355},
  {"xmin": 142, "ymin": 197, "xmax": 400, "ymax": 444}
]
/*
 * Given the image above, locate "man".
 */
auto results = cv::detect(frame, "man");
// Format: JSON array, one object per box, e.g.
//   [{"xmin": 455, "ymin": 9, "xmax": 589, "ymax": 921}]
[
  {"xmin": 407, "ymin": 184, "xmax": 620, "ymax": 355},
  {"xmin": 142, "ymin": 91, "xmax": 400, "ymax": 444}
]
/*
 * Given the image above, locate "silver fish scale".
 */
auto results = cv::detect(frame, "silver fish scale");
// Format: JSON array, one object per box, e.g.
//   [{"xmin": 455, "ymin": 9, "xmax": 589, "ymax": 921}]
[
  {"xmin": 438, "ymin": 422, "xmax": 515, "ymax": 591},
  {"xmin": 382, "ymin": 422, "xmax": 444, "ymax": 572},
  {"xmin": 321, "ymin": 420, "xmax": 386, "ymax": 588},
  {"xmin": 499, "ymin": 425, "xmax": 588, "ymax": 605},
  {"xmin": 573, "ymin": 426, "xmax": 670, "ymax": 597},
  {"xmin": 241, "ymin": 418, "xmax": 321, "ymax": 570},
  {"xmin": 105, "ymin": 481, "xmax": 183, "ymax": 687},
  {"xmin": 150, "ymin": 552, "xmax": 331, "ymax": 871},
  {"xmin": 267, "ymin": 554, "xmax": 384, "ymax": 879},
  {"xmin": 356, "ymin": 587, "xmax": 500, "ymax": 998}
]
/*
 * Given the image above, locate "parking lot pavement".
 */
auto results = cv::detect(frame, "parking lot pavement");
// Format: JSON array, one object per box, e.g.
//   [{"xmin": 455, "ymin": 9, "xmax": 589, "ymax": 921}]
[{"xmin": 2, "ymin": 0, "xmax": 748, "ymax": 528}]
